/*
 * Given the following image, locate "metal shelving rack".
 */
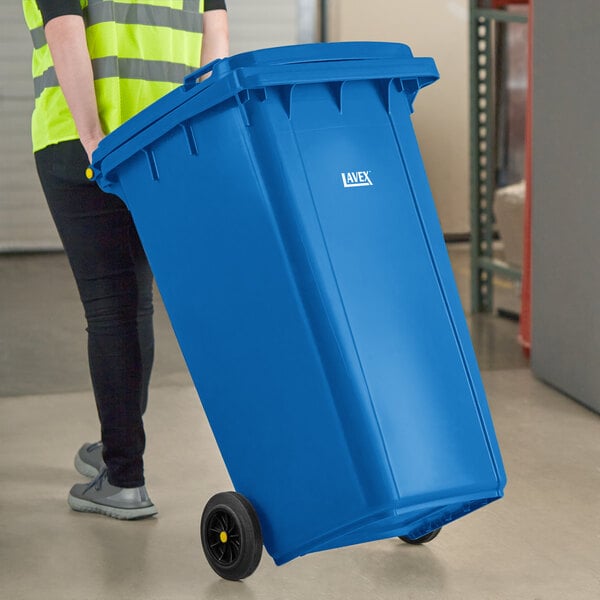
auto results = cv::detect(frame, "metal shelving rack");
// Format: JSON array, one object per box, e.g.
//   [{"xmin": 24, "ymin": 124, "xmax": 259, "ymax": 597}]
[{"xmin": 469, "ymin": 0, "xmax": 528, "ymax": 313}]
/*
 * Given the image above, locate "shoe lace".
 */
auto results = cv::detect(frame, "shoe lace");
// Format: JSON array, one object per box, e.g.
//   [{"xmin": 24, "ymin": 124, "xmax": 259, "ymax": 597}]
[
  {"xmin": 85, "ymin": 467, "xmax": 108, "ymax": 493},
  {"xmin": 86, "ymin": 441, "xmax": 103, "ymax": 453}
]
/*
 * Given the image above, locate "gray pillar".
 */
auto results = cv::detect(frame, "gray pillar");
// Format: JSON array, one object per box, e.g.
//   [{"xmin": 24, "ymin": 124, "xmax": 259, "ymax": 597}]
[{"xmin": 531, "ymin": 0, "xmax": 600, "ymax": 413}]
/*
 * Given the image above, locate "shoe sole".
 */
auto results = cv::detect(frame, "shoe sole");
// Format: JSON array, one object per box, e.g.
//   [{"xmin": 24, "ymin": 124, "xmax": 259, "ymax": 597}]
[
  {"xmin": 68, "ymin": 494, "xmax": 158, "ymax": 520},
  {"xmin": 74, "ymin": 453, "xmax": 101, "ymax": 479}
]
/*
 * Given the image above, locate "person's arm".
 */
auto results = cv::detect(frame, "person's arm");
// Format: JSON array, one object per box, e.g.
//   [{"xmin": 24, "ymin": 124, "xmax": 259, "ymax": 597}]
[
  {"xmin": 44, "ymin": 15, "xmax": 104, "ymax": 162},
  {"xmin": 200, "ymin": 9, "xmax": 230, "ymax": 72}
]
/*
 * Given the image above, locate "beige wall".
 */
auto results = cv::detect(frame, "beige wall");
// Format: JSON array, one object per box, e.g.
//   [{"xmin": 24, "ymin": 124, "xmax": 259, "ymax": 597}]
[{"xmin": 328, "ymin": 0, "xmax": 470, "ymax": 234}]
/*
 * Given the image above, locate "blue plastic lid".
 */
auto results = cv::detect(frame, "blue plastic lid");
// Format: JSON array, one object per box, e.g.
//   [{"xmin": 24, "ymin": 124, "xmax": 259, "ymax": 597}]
[{"xmin": 224, "ymin": 41, "xmax": 415, "ymax": 68}]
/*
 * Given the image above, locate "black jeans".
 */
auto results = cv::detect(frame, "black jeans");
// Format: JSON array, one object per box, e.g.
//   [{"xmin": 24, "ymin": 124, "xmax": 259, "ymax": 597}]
[{"xmin": 35, "ymin": 140, "xmax": 154, "ymax": 488}]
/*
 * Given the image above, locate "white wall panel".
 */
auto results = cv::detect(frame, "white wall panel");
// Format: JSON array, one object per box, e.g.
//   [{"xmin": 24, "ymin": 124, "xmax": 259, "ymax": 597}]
[
  {"xmin": 227, "ymin": 0, "xmax": 299, "ymax": 54},
  {"xmin": 0, "ymin": 4, "xmax": 60, "ymax": 251}
]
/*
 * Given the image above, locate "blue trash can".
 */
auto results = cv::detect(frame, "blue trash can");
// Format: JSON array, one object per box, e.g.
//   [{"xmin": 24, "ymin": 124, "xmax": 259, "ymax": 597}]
[{"xmin": 91, "ymin": 42, "xmax": 506, "ymax": 578}]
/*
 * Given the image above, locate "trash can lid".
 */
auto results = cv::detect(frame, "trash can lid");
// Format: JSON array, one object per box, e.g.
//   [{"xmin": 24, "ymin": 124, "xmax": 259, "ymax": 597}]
[{"xmin": 225, "ymin": 41, "xmax": 415, "ymax": 68}]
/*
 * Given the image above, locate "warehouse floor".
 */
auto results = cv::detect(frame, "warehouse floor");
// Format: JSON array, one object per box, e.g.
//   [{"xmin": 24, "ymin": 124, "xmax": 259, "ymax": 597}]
[{"xmin": 1, "ymin": 246, "xmax": 599, "ymax": 600}]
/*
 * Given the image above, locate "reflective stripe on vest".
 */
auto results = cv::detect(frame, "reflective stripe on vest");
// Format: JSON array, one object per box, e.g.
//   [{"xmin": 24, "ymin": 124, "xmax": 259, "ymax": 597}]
[
  {"xmin": 33, "ymin": 58, "xmax": 195, "ymax": 98},
  {"xmin": 29, "ymin": 2, "xmax": 204, "ymax": 50},
  {"xmin": 23, "ymin": 0, "xmax": 205, "ymax": 152}
]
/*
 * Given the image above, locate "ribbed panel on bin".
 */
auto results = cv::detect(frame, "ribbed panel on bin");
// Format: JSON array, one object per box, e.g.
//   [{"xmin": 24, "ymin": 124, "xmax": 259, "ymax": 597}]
[{"xmin": 92, "ymin": 42, "xmax": 506, "ymax": 566}]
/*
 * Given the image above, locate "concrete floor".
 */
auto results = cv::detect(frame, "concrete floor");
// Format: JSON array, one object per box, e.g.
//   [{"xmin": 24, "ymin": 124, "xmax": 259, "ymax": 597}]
[{"xmin": 1, "ymin": 246, "xmax": 599, "ymax": 599}]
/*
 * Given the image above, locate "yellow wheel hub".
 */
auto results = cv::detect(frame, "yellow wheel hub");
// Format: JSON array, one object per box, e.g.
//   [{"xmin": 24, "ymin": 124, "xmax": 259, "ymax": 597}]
[{"xmin": 219, "ymin": 531, "xmax": 228, "ymax": 544}]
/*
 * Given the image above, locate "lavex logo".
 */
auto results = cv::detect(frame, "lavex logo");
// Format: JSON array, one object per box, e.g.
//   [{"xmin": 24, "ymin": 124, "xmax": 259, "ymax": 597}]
[{"xmin": 341, "ymin": 170, "xmax": 373, "ymax": 188}]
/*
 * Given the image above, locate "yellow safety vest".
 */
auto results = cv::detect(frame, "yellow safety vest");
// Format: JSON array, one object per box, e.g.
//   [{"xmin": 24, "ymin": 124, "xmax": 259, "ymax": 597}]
[{"xmin": 23, "ymin": 0, "xmax": 205, "ymax": 152}]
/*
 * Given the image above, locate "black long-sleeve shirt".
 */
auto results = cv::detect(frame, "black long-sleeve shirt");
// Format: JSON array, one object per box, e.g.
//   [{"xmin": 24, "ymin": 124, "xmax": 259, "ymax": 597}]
[{"xmin": 36, "ymin": 0, "xmax": 227, "ymax": 26}]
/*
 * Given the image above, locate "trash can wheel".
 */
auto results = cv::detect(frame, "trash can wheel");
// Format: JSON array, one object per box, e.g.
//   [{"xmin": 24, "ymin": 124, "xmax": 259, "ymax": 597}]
[
  {"xmin": 399, "ymin": 527, "xmax": 442, "ymax": 545},
  {"xmin": 200, "ymin": 491, "xmax": 263, "ymax": 580}
]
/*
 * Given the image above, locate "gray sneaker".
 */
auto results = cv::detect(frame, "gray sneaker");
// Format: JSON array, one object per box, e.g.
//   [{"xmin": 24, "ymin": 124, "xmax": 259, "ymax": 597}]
[
  {"xmin": 68, "ymin": 469, "xmax": 158, "ymax": 520},
  {"xmin": 74, "ymin": 442, "xmax": 105, "ymax": 478}
]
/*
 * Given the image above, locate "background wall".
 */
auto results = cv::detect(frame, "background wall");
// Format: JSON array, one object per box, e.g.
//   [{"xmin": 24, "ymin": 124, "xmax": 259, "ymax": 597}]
[
  {"xmin": 227, "ymin": 0, "xmax": 300, "ymax": 55},
  {"xmin": 0, "ymin": 3, "xmax": 58, "ymax": 251},
  {"xmin": 327, "ymin": 0, "xmax": 470, "ymax": 234}
]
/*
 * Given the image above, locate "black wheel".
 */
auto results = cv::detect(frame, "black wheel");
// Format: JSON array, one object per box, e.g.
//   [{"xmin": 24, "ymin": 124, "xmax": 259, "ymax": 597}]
[
  {"xmin": 200, "ymin": 491, "xmax": 263, "ymax": 580},
  {"xmin": 399, "ymin": 527, "xmax": 442, "ymax": 545}
]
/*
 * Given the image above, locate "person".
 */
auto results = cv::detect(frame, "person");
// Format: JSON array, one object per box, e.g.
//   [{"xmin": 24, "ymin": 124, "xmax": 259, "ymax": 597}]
[{"xmin": 22, "ymin": 0, "xmax": 229, "ymax": 520}]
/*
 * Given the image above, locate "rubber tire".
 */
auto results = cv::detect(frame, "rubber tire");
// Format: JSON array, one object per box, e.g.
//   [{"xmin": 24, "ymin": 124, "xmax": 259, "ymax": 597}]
[
  {"xmin": 399, "ymin": 527, "xmax": 442, "ymax": 545},
  {"xmin": 201, "ymin": 492, "xmax": 263, "ymax": 580}
]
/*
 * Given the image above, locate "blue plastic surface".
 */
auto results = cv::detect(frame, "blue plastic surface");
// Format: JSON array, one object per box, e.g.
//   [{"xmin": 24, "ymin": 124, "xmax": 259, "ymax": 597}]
[{"xmin": 91, "ymin": 42, "xmax": 506, "ymax": 566}]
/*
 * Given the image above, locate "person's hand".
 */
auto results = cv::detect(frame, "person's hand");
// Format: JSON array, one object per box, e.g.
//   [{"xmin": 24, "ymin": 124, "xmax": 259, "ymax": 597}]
[{"xmin": 81, "ymin": 133, "xmax": 105, "ymax": 164}]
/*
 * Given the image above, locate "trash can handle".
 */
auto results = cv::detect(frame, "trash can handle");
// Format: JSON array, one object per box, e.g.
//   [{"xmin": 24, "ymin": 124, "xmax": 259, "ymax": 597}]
[
  {"xmin": 183, "ymin": 59, "xmax": 222, "ymax": 91},
  {"xmin": 236, "ymin": 58, "xmax": 439, "ymax": 91}
]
